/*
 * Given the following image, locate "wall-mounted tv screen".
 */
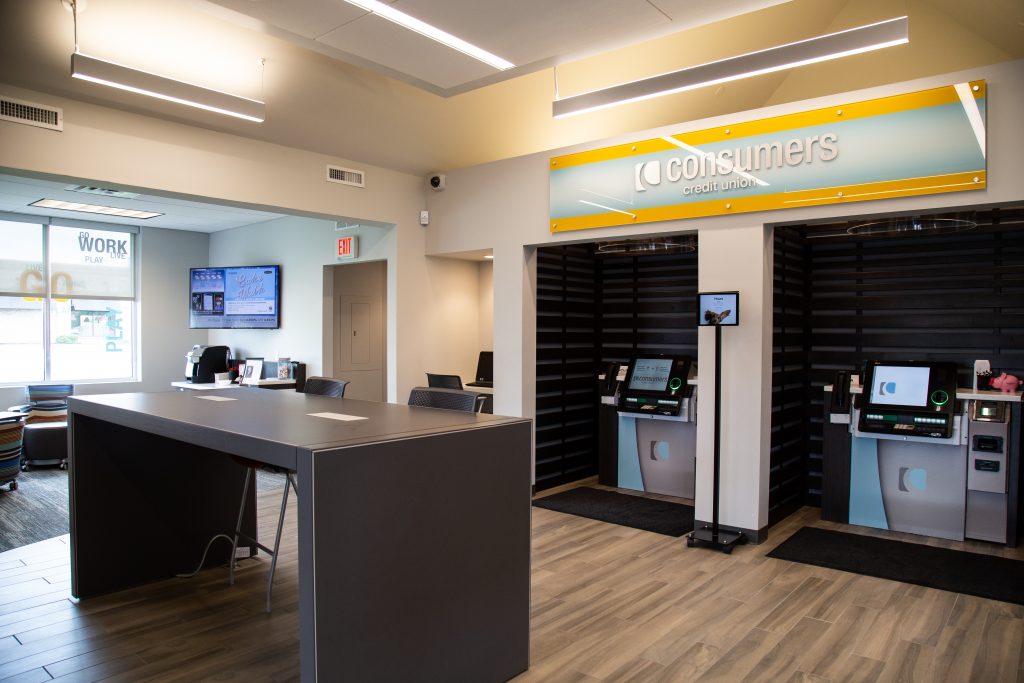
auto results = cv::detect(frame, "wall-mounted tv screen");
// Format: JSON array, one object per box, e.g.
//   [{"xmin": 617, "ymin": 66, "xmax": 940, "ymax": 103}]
[{"xmin": 189, "ymin": 266, "xmax": 280, "ymax": 329}]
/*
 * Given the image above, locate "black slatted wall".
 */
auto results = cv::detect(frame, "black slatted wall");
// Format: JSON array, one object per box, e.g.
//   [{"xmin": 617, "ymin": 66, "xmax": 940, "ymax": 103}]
[
  {"xmin": 773, "ymin": 214, "xmax": 1024, "ymax": 512},
  {"xmin": 535, "ymin": 245, "xmax": 699, "ymax": 491},
  {"xmin": 595, "ymin": 253, "xmax": 699, "ymax": 367},
  {"xmin": 771, "ymin": 231, "xmax": 813, "ymax": 523},
  {"xmin": 535, "ymin": 246, "xmax": 600, "ymax": 490}
]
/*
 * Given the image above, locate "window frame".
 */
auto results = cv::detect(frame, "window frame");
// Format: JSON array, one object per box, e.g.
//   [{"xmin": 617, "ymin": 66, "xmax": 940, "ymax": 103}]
[{"xmin": 0, "ymin": 212, "xmax": 139, "ymax": 387}]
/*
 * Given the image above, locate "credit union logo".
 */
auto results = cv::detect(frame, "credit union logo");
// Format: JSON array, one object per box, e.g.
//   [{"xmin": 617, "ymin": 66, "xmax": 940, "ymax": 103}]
[{"xmin": 633, "ymin": 133, "xmax": 839, "ymax": 193}]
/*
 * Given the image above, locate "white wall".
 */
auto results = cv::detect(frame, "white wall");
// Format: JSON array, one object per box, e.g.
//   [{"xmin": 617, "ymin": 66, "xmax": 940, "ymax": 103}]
[
  {"xmin": 209, "ymin": 215, "xmax": 346, "ymax": 374},
  {"xmin": 208, "ymin": 216, "xmax": 481, "ymax": 401},
  {"xmin": 425, "ymin": 59, "xmax": 1024, "ymax": 532},
  {"xmin": 0, "ymin": 225, "xmax": 209, "ymax": 407},
  {"xmin": 478, "ymin": 261, "xmax": 494, "ymax": 351}
]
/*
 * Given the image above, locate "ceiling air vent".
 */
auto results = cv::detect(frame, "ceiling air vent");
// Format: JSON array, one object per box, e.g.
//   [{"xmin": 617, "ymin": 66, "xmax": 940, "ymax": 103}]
[
  {"xmin": 65, "ymin": 185, "xmax": 141, "ymax": 199},
  {"xmin": 0, "ymin": 95, "xmax": 63, "ymax": 131},
  {"xmin": 326, "ymin": 165, "xmax": 365, "ymax": 188}
]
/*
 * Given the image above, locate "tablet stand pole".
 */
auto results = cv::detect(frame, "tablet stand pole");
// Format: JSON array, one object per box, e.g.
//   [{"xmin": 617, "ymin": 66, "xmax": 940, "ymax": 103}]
[{"xmin": 687, "ymin": 323, "xmax": 746, "ymax": 554}]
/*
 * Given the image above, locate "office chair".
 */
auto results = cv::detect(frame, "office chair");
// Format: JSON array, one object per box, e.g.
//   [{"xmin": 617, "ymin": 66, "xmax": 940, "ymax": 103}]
[
  {"xmin": 426, "ymin": 373, "xmax": 463, "ymax": 390},
  {"xmin": 8, "ymin": 384, "xmax": 74, "ymax": 470},
  {"xmin": 408, "ymin": 387, "xmax": 483, "ymax": 413},
  {"xmin": 0, "ymin": 418, "xmax": 25, "ymax": 492},
  {"xmin": 228, "ymin": 376, "xmax": 348, "ymax": 612},
  {"xmin": 301, "ymin": 376, "xmax": 349, "ymax": 397}
]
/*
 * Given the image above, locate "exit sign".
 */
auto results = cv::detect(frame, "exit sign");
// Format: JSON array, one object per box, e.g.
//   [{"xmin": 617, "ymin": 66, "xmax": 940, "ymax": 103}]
[{"xmin": 337, "ymin": 236, "xmax": 358, "ymax": 260}]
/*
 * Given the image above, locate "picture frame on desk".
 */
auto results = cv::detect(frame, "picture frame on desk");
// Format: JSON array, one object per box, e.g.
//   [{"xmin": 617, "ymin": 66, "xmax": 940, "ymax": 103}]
[
  {"xmin": 242, "ymin": 359, "xmax": 264, "ymax": 386},
  {"xmin": 277, "ymin": 358, "xmax": 291, "ymax": 380}
]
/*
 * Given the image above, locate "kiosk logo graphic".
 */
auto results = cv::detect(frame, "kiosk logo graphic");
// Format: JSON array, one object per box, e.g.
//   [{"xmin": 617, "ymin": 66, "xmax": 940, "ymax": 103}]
[
  {"xmin": 879, "ymin": 381, "xmax": 898, "ymax": 396},
  {"xmin": 898, "ymin": 466, "xmax": 928, "ymax": 493}
]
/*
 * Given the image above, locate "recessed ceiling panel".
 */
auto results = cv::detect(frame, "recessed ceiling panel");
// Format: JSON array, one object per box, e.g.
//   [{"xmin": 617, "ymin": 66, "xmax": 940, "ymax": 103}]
[
  {"xmin": 318, "ymin": 14, "xmax": 497, "ymax": 90},
  {"xmin": 0, "ymin": 173, "xmax": 285, "ymax": 232},
  {"xmin": 648, "ymin": 0, "xmax": 795, "ymax": 29},
  {"xmin": 393, "ymin": 0, "xmax": 670, "ymax": 69},
  {"xmin": 206, "ymin": 0, "xmax": 369, "ymax": 40}
]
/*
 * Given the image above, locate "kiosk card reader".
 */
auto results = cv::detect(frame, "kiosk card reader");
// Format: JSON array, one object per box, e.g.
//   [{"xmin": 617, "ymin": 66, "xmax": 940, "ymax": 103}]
[
  {"xmin": 618, "ymin": 356, "xmax": 692, "ymax": 416},
  {"xmin": 858, "ymin": 360, "xmax": 959, "ymax": 439}
]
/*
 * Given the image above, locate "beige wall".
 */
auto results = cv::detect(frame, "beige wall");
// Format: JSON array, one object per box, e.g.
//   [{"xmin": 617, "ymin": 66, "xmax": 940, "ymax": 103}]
[
  {"xmin": 425, "ymin": 59, "xmax": 1024, "ymax": 532},
  {"xmin": 479, "ymin": 261, "xmax": 494, "ymax": 351}
]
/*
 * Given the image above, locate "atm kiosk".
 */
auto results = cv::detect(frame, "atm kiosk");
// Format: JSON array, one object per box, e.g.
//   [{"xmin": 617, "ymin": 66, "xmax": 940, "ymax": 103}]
[
  {"xmin": 613, "ymin": 355, "xmax": 697, "ymax": 499},
  {"xmin": 823, "ymin": 359, "xmax": 1021, "ymax": 545}
]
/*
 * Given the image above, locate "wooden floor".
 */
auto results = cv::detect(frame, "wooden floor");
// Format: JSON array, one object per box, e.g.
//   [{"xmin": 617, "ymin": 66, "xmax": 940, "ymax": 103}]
[{"xmin": 2, "ymin": 482, "xmax": 1023, "ymax": 682}]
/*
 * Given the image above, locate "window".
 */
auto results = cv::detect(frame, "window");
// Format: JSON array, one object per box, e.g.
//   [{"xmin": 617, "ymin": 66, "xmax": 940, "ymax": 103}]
[{"xmin": 0, "ymin": 219, "xmax": 136, "ymax": 385}]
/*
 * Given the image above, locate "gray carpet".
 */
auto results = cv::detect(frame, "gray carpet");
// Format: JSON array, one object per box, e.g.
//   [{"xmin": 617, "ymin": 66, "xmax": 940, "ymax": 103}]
[{"xmin": 0, "ymin": 466, "xmax": 286, "ymax": 554}]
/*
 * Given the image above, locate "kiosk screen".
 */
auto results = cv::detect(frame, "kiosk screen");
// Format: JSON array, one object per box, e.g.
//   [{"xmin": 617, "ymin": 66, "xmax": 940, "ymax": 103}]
[
  {"xmin": 868, "ymin": 365, "xmax": 931, "ymax": 407},
  {"xmin": 859, "ymin": 360, "xmax": 959, "ymax": 439},
  {"xmin": 628, "ymin": 359, "xmax": 673, "ymax": 392}
]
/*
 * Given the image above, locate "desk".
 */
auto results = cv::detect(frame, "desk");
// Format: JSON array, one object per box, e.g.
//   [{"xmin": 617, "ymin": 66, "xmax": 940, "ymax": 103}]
[
  {"xmin": 68, "ymin": 390, "xmax": 532, "ymax": 681},
  {"xmin": 171, "ymin": 379, "xmax": 297, "ymax": 390}
]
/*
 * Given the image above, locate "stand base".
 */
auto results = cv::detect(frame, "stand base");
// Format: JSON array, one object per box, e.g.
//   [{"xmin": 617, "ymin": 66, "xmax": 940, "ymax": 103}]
[{"xmin": 687, "ymin": 526, "xmax": 747, "ymax": 554}]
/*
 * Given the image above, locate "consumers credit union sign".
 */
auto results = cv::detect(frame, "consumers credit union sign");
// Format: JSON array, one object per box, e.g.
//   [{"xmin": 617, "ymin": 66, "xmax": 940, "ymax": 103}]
[{"xmin": 548, "ymin": 81, "xmax": 987, "ymax": 233}]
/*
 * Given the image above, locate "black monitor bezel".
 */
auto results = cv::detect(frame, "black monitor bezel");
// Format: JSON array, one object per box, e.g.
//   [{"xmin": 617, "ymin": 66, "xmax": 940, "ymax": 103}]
[
  {"xmin": 189, "ymin": 265, "xmax": 281, "ymax": 330},
  {"xmin": 697, "ymin": 291, "xmax": 739, "ymax": 326},
  {"xmin": 619, "ymin": 355, "xmax": 693, "ymax": 402},
  {"xmin": 860, "ymin": 359, "xmax": 958, "ymax": 412}
]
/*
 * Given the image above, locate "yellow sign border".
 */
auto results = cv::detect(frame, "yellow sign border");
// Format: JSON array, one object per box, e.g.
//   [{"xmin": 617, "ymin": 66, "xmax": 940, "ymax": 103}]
[
  {"xmin": 549, "ymin": 81, "xmax": 986, "ymax": 232},
  {"xmin": 550, "ymin": 172, "xmax": 986, "ymax": 233}
]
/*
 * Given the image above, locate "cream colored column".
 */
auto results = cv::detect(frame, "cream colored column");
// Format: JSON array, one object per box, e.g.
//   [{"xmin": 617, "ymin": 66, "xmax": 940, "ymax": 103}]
[
  {"xmin": 492, "ymin": 242, "xmax": 537, "ymax": 481},
  {"xmin": 694, "ymin": 223, "xmax": 773, "ymax": 535}
]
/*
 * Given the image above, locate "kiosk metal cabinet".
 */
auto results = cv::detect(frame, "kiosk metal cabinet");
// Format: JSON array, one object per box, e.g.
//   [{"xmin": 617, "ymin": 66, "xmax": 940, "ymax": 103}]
[
  {"xmin": 822, "ymin": 361, "xmax": 1022, "ymax": 546},
  {"xmin": 966, "ymin": 400, "xmax": 1011, "ymax": 543},
  {"xmin": 615, "ymin": 356, "xmax": 697, "ymax": 499}
]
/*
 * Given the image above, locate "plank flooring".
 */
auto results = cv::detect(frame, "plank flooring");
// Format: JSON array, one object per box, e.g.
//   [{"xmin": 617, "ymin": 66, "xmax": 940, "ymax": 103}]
[{"xmin": 1, "ymin": 479, "xmax": 1023, "ymax": 682}]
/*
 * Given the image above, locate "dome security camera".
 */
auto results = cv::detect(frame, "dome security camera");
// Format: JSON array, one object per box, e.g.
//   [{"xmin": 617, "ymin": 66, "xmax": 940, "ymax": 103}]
[{"xmin": 428, "ymin": 174, "xmax": 446, "ymax": 191}]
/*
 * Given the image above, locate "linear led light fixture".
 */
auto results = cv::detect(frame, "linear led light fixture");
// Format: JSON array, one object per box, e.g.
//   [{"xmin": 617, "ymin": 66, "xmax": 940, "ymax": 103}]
[
  {"xmin": 31, "ymin": 198, "xmax": 163, "ymax": 219},
  {"xmin": 70, "ymin": 52, "xmax": 265, "ymax": 122},
  {"xmin": 340, "ymin": 0, "xmax": 514, "ymax": 71},
  {"xmin": 553, "ymin": 16, "xmax": 908, "ymax": 119}
]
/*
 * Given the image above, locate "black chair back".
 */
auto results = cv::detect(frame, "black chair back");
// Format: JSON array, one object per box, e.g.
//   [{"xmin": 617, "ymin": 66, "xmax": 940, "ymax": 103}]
[
  {"xmin": 302, "ymin": 377, "xmax": 349, "ymax": 398},
  {"xmin": 426, "ymin": 373, "xmax": 463, "ymax": 390},
  {"xmin": 408, "ymin": 387, "xmax": 480, "ymax": 413}
]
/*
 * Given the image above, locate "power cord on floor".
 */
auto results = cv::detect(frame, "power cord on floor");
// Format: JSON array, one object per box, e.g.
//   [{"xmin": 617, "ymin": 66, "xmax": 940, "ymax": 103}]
[{"xmin": 175, "ymin": 533, "xmax": 238, "ymax": 578}]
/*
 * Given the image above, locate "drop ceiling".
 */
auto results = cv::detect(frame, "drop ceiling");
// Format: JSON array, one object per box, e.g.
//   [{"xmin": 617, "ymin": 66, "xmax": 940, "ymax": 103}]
[
  {"xmin": 0, "ymin": 172, "xmax": 286, "ymax": 233},
  {"xmin": 203, "ymin": 0, "xmax": 793, "ymax": 95},
  {"xmin": 0, "ymin": 0, "xmax": 1021, "ymax": 177}
]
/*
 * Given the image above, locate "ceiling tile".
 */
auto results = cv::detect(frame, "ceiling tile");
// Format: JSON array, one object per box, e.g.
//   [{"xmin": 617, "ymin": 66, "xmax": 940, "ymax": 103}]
[
  {"xmin": 206, "ymin": 0, "xmax": 368, "ymax": 40},
  {"xmin": 393, "ymin": 0, "xmax": 671, "ymax": 67},
  {"xmin": 648, "ymin": 0, "xmax": 794, "ymax": 27},
  {"xmin": 317, "ymin": 14, "xmax": 497, "ymax": 90}
]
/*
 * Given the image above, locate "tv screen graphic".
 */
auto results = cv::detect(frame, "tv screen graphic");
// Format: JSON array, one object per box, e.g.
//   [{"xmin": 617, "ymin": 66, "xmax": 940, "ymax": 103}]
[{"xmin": 189, "ymin": 266, "xmax": 280, "ymax": 329}]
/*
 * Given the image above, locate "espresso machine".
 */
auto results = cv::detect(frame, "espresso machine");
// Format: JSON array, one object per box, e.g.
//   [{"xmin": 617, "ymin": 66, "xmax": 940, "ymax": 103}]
[{"xmin": 184, "ymin": 345, "xmax": 230, "ymax": 383}]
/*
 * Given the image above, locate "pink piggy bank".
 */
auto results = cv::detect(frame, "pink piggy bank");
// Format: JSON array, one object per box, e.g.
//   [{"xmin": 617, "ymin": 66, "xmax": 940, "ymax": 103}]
[{"xmin": 990, "ymin": 372, "xmax": 1021, "ymax": 393}]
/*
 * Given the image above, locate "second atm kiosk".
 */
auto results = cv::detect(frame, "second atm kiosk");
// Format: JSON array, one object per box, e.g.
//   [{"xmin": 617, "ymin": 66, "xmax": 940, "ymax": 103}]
[
  {"xmin": 823, "ymin": 359, "xmax": 1020, "ymax": 544},
  {"xmin": 600, "ymin": 355, "xmax": 697, "ymax": 499}
]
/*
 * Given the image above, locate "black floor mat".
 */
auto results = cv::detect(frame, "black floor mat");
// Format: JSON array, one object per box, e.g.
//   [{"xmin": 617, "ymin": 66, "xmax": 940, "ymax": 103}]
[
  {"xmin": 533, "ymin": 487, "xmax": 694, "ymax": 537},
  {"xmin": 768, "ymin": 526, "xmax": 1024, "ymax": 605}
]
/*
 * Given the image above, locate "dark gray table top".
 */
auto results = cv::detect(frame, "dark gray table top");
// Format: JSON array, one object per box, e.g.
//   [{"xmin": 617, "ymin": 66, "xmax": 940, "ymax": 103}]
[{"xmin": 69, "ymin": 390, "xmax": 529, "ymax": 470}]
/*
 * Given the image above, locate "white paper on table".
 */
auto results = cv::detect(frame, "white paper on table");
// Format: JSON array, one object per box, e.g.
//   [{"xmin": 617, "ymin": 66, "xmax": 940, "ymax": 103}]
[
  {"xmin": 307, "ymin": 412, "xmax": 367, "ymax": 421},
  {"xmin": 196, "ymin": 396, "xmax": 237, "ymax": 402}
]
